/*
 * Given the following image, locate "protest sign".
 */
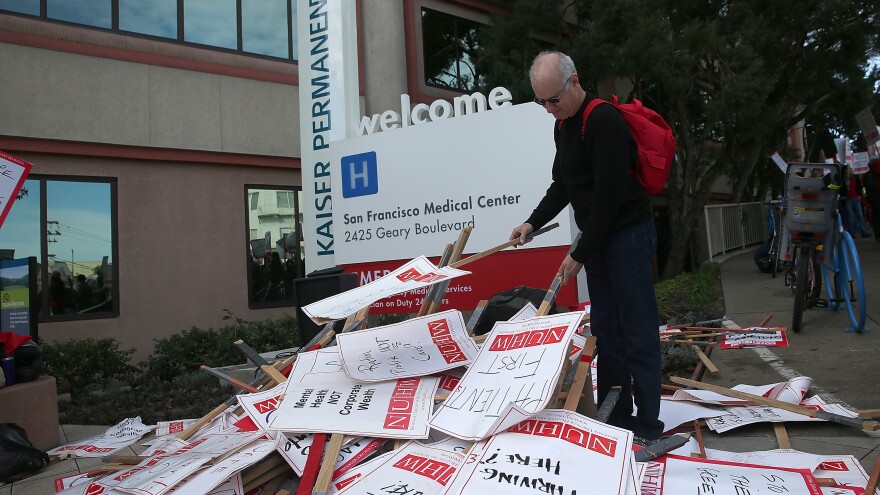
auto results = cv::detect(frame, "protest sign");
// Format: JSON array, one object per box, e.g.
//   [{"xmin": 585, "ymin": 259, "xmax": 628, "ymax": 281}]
[
  {"xmin": 433, "ymin": 370, "xmax": 463, "ymax": 394},
  {"xmin": 48, "ymin": 417, "xmax": 155, "ymax": 458},
  {"xmin": 658, "ymin": 398, "xmax": 728, "ymax": 433},
  {"xmin": 287, "ymin": 347, "xmax": 346, "ymax": 385},
  {"xmin": 302, "ymin": 256, "xmax": 470, "ymax": 323},
  {"xmin": 706, "ymin": 396, "xmax": 858, "ymax": 433},
  {"xmin": 429, "ymin": 312, "xmax": 583, "ymax": 440},
  {"xmin": 0, "ymin": 150, "xmax": 32, "ymax": 229},
  {"xmin": 237, "ymin": 382, "xmax": 288, "ymax": 430},
  {"xmin": 771, "ymin": 152, "xmax": 789, "ymax": 174},
  {"xmin": 442, "ymin": 409, "xmax": 633, "ymax": 495},
  {"xmin": 270, "ymin": 372, "xmax": 439, "ymax": 438},
  {"xmin": 276, "ymin": 434, "xmax": 385, "ymax": 478},
  {"xmin": 671, "ymin": 376, "xmax": 811, "ymax": 406},
  {"xmin": 336, "ymin": 309, "xmax": 478, "ymax": 382},
  {"xmin": 329, "ymin": 450, "xmax": 396, "ymax": 494},
  {"xmin": 814, "ymin": 455, "xmax": 880, "ymax": 494},
  {"xmin": 170, "ymin": 439, "xmax": 275, "ymax": 494},
  {"xmin": 639, "ymin": 454, "xmax": 822, "ymax": 495},
  {"xmin": 700, "ymin": 448, "xmax": 825, "ymax": 471},
  {"xmin": 720, "ymin": 328, "xmax": 788, "ymax": 349},
  {"xmin": 853, "ymin": 152, "xmax": 870, "ymax": 174},
  {"xmin": 155, "ymin": 420, "xmax": 198, "ymax": 437},
  {"xmin": 335, "ymin": 441, "xmax": 464, "ymax": 495}
]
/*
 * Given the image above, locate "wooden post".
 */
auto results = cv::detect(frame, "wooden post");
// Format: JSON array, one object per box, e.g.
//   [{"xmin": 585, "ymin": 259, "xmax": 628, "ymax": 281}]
[
  {"xmin": 313, "ymin": 433, "xmax": 346, "ymax": 494},
  {"xmin": 773, "ymin": 423, "xmax": 792, "ymax": 449}
]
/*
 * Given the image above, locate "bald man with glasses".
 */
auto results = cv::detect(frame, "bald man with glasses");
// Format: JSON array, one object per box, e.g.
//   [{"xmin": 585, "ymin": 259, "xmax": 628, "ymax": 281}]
[{"xmin": 510, "ymin": 51, "xmax": 663, "ymax": 444}]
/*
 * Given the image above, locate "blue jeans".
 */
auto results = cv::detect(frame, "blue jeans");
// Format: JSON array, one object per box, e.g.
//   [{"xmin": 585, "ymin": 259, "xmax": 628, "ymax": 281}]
[
  {"xmin": 845, "ymin": 198, "xmax": 868, "ymax": 235},
  {"xmin": 585, "ymin": 218, "xmax": 664, "ymax": 439}
]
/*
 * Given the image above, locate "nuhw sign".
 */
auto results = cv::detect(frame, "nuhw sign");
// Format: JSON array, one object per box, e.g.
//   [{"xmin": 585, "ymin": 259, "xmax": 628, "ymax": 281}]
[{"xmin": 329, "ymin": 92, "xmax": 580, "ymax": 313}]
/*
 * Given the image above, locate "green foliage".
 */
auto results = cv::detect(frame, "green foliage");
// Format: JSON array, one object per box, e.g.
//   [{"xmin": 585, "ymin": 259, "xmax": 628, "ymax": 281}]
[
  {"xmin": 141, "ymin": 312, "xmax": 299, "ymax": 382},
  {"xmin": 661, "ymin": 344, "xmax": 700, "ymax": 377},
  {"xmin": 655, "ymin": 263, "xmax": 724, "ymax": 323},
  {"xmin": 41, "ymin": 338, "xmax": 138, "ymax": 397}
]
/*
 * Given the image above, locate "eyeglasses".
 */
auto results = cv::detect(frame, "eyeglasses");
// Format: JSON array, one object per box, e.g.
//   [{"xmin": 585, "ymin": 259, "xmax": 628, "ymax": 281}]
[{"xmin": 534, "ymin": 77, "xmax": 571, "ymax": 106}]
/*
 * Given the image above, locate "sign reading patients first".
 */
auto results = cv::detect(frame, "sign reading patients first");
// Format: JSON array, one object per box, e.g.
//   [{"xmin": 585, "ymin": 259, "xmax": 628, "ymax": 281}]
[{"xmin": 330, "ymin": 97, "xmax": 573, "ymax": 265}]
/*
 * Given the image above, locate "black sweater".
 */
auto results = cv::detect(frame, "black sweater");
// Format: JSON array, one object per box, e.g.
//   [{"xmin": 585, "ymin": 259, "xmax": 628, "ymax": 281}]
[{"xmin": 526, "ymin": 94, "xmax": 652, "ymax": 263}]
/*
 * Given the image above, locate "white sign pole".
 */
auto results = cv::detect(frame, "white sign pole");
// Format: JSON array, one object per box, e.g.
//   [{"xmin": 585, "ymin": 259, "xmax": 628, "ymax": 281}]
[{"xmin": 298, "ymin": 0, "xmax": 360, "ymax": 272}]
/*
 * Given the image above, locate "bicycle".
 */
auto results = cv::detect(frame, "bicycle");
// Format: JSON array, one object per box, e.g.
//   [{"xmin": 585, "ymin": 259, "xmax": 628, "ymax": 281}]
[
  {"xmin": 782, "ymin": 162, "xmax": 868, "ymax": 333},
  {"xmin": 764, "ymin": 199, "xmax": 784, "ymax": 277}
]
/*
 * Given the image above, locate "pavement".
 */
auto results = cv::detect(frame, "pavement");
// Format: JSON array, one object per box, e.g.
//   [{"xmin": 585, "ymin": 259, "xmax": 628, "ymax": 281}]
[{"xmin": 3, "ymin": 236, "xmax": 880, "ymax": 494}]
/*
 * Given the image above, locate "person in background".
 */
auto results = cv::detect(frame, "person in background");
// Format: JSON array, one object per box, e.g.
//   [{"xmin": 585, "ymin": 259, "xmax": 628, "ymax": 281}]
[
  {"xmin": 842, "ymin": 168, "xmax": 871, "ymax": 238},
  {"xmin": 865, "ymin": 158, "xmax": 880, "ymax": 242},
  {"xmin": 509, "ymin": 51, "xmax": 663, "ymax": 444}
]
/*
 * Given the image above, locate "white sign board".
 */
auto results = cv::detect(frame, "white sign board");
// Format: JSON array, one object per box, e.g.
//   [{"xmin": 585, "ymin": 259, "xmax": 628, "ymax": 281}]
[
  {"xmin": 48, "ymin": 417, "xmax": 154, "ymax": 458},
  {"xmin": 270, "ymin": 372, "xmax": 439, "ymax": 438},
  {"xmin": 443, "ymin": 409, "xmax": 634, "ymax": 495},
  {"xmin": 336, "ymin": 442, "xmax": 464, "ymax": 495},
  {"xmin": 329, "ymin": 103, "xmax": 575, "ymax": 264},
  {"xmin": 853, "ymin": 151, "xmax": 870, "ymax": 174},
  {"xmin": 336, "ymin": 309, "xmax": 478, "ymax": 382},
  {"xmin": 856, "ymin": 107, "xmax": 879, "ymax": 144},
  {"xmin": 302, "ymin": 256, "xmax": 470, "ymax": 323},
  {"xmin": 429, "ymin": 312, "xmax": 584, "ymax": 440},
  {"xmin": 640, "ymin": 454, "xmax": 822, "ymax": 495},
  {"xmin": 276, "ymin": 434, "xmax": 385, "ymax": 479}
]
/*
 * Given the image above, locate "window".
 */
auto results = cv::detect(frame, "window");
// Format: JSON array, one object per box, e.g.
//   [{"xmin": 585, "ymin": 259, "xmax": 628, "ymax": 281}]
[
  {"xmin": 1, "ymin": 0, "xmax": 297, "ymax": 61},
  {"xmin": 421, "ymin": 7, "xmax": 484, "ymax": 92},
  {"xmin": 1, "ymin": 176, "xmax": 118, "ymax": 320},
  {"xmin": 119, "ymin": 0, "xmax": 177, "ymax": 39},
  {"xmin": 246, "ymin": 185, "xmax": 303, "ymax": 308},
  {"xmin": 276, "ymin": 191, "xmax": 295, "ymax": 209}
]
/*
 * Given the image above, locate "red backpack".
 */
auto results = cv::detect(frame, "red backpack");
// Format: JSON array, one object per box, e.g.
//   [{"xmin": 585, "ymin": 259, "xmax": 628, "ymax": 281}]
[{"xmin": 574, "ymin": 96, "xmax": 676, "ymax": 194}]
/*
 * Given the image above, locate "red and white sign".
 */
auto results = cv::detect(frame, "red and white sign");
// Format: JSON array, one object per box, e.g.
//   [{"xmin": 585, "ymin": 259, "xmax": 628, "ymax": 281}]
[
  {"xmin": 344, "ymin": 246, "xmax": 578, "ymax": 314},
  {"xmin": 335, "ymin": 442, "xmax": 464, "ymax": 495},
  {"xmin": 0, "ymin": 150, "xmax": 32, "ymax": 229},
  {"xmin": 48, "ymin": 417, "xmax": 154, "ymax": 458},
  {"xmin": 336, "ymin": 309, "xmax": 478, "ymax": 382},
  {"xmin": 303, "ymin": 256, "xmax": 470, "ymax": 323},
  {"xmin": 429, "ymin": 312, "xmax": 584, "ymax": 441},
  {"xmin": 640, "ymin": 454, "xmax": 822, "ymax": 495},
  {"xmin": 443, "ymin": 409, "xmax": 633, "ymax": 495},
  {"xmin": 706, "ymin": 396, "xmax": 859, "ymax": 433},
  {"xmin": 276, "ymin": 434, "xmax": 384, "ymax": 479},
  {"xmin": 269, "ymin": 371, "xmax": 439, "ymax": 438},
  {"xmin": 720, "ymin": 327, "xmax": 788, "ymax": 349},
  {"xmin": 236, "ymin": 382, "xmax": 287, "ymax": 430}
]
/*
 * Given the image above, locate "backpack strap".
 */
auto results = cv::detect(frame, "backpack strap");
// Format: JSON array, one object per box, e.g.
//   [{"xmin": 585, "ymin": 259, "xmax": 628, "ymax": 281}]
[
  {"xmin": 580, "ymin": 98, "xmax": 610, "ymax": 139},
  {"xmin": 556, "ymin": 97, "xmax": 609, "ymax": 137}
]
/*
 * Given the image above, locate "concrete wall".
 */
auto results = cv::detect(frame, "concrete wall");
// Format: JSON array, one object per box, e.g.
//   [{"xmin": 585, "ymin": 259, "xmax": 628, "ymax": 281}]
[
  {"xmin": 0, "ymin": 43, "xmax": 300, "ymax": 158},
  {"xmin": 361, "ymin": 0, "xmax": 408, "ymax": 116},
  {"xmin": 19, "ymin": 152, "xmax": 299, "ymax": 359}
]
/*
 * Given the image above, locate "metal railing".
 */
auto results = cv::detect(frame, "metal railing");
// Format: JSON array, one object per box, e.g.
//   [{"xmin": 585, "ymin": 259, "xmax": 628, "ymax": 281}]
[{"xmin": 704, "ymin": 202, "xmax": 766, "ymax": 261}]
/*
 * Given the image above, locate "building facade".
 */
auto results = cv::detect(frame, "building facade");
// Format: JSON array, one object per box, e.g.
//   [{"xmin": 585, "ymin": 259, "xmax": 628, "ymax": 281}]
[{"xmin": 0, "ymin": 0, "xmax": 506, "ymax": 358}]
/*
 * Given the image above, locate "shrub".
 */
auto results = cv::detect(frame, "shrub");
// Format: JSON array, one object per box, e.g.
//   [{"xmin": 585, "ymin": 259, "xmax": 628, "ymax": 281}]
[
  {"xmin": 41, "ymin": 338, "xmax": 138, "ymax": 397},
  {"xmin": 655, "ymin": 263, "xmax": 724, "ymax": 324},
  {"xmin": 140, "ymin": 312, "xmax": 300, "ymax": 382}
]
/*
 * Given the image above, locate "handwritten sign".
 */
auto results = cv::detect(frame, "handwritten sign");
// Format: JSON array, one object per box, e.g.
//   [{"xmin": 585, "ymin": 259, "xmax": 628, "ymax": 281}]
[
  {"xmin": 443, "ymin": 409, "xmax": 634, "ymax": 495},
  {"xmin": 170, "ymin": 439, "xmax": 275, "ymax": 494},
  {"xmin": 0, "ymin": 150, "xmax": 32, "ymax": 229},
  {"xmin": 336, "ymin": 309, "xmax": 478, "ymax": 382},
  {"xmin": 706, "ymin": 396, "xmax": 858, "ymax": 433},
  {"xmin": 853, "ymin": 151, "xmax": 870, "ymax": 174},
  {"xmin": 671, "ymin": 376, "xmax": 811, "ymax": 406},
  {"xmin": 335, "ymin": 442, "xmax": 464, "ymax": 495},
  {"xmin": 269, "ymin": 371, "xmax": 439, "ymax": 438},
  {"xmin": 302, "ymin": 256, "xmax": 471, "ymax": 323},
  {"xmin": 429, "ymin": 311, "xmax": 584, "ymax": 441},
  {"xmin": 640, "ymin": 454, "xmax": 822, "ymax": 495},
  {"xmin": 720, "ymin": 328, "xmax": 788, "ymax": 349}
]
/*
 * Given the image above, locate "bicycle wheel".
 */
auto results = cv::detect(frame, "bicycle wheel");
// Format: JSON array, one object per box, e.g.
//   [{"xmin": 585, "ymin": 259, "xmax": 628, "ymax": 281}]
[
  {"xmin": 792, "ymin": 245, "xmax": 812, "ymax": 333},
  {"xmin": 838, "ymin": 231, "xmax": 867, "ymax": 333}
]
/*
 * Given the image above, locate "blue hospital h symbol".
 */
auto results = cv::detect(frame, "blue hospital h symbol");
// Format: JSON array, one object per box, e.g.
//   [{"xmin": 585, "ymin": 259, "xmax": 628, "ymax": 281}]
[{"xmin": 341, "ymin": 151, "xmax": 378, "ymax": 198}]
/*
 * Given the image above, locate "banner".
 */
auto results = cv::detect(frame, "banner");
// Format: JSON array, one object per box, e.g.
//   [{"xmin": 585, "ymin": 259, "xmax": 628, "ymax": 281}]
[
  {"xmin": 336, "ymin": 309, "xmax": 478, "ymax": 382},
  {"xmin": 269, "ymin": 372, "xmax": 439, "ymax": 439},
  {"xmin": 429, "ymin": 312, "xmax": 584, "ymax": 441},
  {"xmin": 302, "ymin": 256, "xmax": 470, "ymax": 323},
  {"xmin": 443, "ymin": 409, "xmax": 634, "ymax": 495}
]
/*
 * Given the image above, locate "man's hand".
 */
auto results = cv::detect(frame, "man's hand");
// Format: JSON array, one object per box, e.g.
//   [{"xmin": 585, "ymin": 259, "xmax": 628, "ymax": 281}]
[
  {"xmin": 557, "ymin": 254, "xmax": 583, "ymax": 285},
  {"xmin": 510, "ymin": 223, "xmax": 535, "ymax": 246}
]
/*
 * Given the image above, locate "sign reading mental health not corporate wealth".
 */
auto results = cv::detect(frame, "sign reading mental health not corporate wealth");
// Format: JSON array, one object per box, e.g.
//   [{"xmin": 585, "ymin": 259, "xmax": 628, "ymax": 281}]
[{"xmin": 329, "ymin": 97, "xmax": 580, "ymax": 312}]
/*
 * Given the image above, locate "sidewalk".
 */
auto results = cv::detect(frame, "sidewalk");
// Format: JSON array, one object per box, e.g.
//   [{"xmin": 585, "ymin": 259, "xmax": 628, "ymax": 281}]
[
  {"xmin": 699, "ymin": 234, "xmax": 880, "ymax": 471},
  {"xmin": 3, "ymin": 237, "xmax": 880, "ymax": 494}
]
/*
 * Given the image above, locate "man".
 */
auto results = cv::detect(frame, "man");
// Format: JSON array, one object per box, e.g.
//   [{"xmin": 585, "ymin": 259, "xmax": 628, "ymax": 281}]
[{"xmin": 510, "ymin": 51, "xmax": 663, "ymax": 442}]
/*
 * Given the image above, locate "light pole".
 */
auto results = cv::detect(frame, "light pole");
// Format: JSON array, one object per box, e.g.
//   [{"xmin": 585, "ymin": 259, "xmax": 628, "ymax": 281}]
[{"xmin": 71, "ymin": 249, "xmax": 75, "ymax": 278}]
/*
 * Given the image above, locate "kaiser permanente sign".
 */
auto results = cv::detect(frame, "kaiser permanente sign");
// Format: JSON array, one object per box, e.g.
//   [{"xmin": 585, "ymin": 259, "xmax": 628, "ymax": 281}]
[{"xmin": 329, "ymin": 89, "xmax": 580, "ymax": 312}]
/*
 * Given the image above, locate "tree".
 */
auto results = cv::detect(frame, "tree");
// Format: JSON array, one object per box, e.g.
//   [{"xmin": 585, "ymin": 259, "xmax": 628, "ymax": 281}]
[{"xmin": 478, "ymin": 0, "xmax": 879, "ymax": 277}]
